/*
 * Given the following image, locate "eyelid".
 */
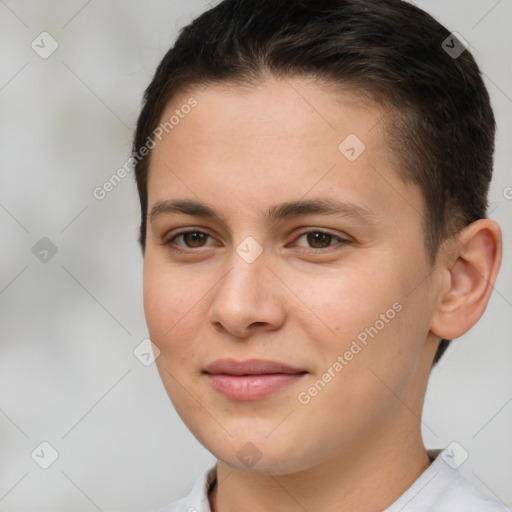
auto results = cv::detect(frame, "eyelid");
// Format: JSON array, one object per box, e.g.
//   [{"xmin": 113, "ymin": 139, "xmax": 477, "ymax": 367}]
[
  {"xmin": 162, "ymin": 226, "xmax": 351, "ymax": 253},
  {"xmin": 162, "ymin": 227, "xmax": 218, "ymax": 248},
  {"xmin": 292, "ymin": 228, "xmax": 350, "ymax": 249}
]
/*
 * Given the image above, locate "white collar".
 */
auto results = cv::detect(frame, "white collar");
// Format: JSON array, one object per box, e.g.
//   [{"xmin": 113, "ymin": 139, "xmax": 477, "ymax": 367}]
[{"xmin": 155, "ymin": 447, "xmax": 508, "ymax": 512}]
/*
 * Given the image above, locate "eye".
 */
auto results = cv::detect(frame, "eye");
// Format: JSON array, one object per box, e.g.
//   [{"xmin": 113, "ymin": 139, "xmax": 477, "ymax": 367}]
[
  {"xmin": 162, "ymin": 228, "xmax": 350, "ymax": 253},
  {"xmin": 163, "ymin": 230, "xmax": 215, "ymax": 251},
  {"xmin": 293, "ymin": 229, "xmax": 349, "ymax": 251}
]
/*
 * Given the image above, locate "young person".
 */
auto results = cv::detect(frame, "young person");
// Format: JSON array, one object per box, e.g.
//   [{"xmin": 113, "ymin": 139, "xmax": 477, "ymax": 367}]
[{"xmin": 132, "ymin": 0, "xmax": 505, "ymax": 510}]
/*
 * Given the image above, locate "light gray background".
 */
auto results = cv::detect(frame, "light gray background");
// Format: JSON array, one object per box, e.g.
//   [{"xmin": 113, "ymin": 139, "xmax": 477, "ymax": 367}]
[{"xmin": 0, "ymin": 0, "xmax": 510, "ymax": 510}]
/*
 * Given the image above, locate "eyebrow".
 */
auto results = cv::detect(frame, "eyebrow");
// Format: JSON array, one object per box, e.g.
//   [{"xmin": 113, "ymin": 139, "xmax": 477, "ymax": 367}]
[{"xmin": 149, "ymin": 198, "xmax": 378, "ymax": 225}]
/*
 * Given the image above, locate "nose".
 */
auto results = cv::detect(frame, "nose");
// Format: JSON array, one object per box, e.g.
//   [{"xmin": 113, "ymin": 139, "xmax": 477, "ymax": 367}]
[{"xmin": 206, "ymin": 248, "xmax": 287, "ymax": 339}]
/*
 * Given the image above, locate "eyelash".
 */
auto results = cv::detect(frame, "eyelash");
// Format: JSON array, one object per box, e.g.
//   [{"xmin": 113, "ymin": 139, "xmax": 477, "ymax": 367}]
[{"xmin": 162, "ymin": 228, "xmax": 350, "ymax": 254}]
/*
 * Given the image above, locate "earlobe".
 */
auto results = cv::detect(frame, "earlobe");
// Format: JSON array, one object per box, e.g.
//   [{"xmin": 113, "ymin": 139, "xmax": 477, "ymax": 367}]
[{"xmin": 430, "ymin": 219, "xmax": 502, "ymax": 340}]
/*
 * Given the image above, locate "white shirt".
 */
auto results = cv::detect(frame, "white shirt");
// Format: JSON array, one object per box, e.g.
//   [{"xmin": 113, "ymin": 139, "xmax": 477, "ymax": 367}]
[{"xmin": 154, "ymin": 448, "xmax": 510, "ymax": 512}]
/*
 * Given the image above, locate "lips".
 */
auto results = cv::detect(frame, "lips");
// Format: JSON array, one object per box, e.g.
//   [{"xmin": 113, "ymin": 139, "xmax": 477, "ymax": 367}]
[
  {"xmin": 204, "ymin": 358, "xmax": 306, "ymax": 375},
  {"xmin": 203, "ymin": 358, "xmax": 307, "ymax": 401}
]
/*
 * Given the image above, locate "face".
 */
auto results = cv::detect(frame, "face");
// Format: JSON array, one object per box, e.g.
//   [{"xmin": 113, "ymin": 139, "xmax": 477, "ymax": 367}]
[{"xmin": 143, "ymin": 77, "xmax": 441, "ymax": 475}]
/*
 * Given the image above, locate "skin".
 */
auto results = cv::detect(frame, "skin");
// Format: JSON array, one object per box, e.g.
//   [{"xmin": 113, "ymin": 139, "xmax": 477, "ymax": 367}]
[{"xmin": 142, "ymin": 76, "xmax": 502, "ymax": 512}]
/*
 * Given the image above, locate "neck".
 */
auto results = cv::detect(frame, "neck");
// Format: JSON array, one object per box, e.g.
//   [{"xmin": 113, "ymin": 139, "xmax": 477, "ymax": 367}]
[{"xmin": 209, "ymin": 415, "xmax": 432, "ymax": 512}]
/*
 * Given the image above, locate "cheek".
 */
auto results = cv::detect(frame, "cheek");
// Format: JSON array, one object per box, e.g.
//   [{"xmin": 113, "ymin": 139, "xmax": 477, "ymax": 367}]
[
  {"xmin": 306, "ymin": 253, "xmax": 429, "ymax": 379},
  {"xmin": 143, "ymin": 262, "xmax": 202, "ymax": 409},
  {"xmin": 142, "ymin": 254, "xmax": 221, "ymax": 385},
  {"xmin": 143, "ymin": 256, "xmax": 195, "ymax": 351},
  {"xmin": 298, "ymin": 263, "xmax": 399, "ymax": 346}
]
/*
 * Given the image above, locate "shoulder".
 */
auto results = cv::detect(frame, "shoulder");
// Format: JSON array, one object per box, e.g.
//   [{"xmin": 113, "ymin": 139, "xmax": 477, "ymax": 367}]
[
  {"xmin": 153, "ymin": 465, "xmax": 217, "ymax": 512},
  {"xmin": 434, "ymin": 483, "xmax": 509, "ymax": 511},
  {"xmin": 153, "ymin": 495, "xmax": 190, "ymax": 512},
  {"xmin": 386, "ymin": 448, "xmax": 510, "ymax": 512},
  {"xmin": 433, "ymin": 470, "xmax": 509, "ymax": 512}
]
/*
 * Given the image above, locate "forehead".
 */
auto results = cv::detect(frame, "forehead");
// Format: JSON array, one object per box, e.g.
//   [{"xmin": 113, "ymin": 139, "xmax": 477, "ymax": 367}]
[{"xmin": 146, "ymin": 77, "xmax": 423, "ymax": 227}]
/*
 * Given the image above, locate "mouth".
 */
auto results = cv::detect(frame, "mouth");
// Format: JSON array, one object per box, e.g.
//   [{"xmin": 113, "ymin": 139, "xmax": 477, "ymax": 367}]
[{"xmin": 203, "ymin": 358, "xmax": 308, "ymax": 401}]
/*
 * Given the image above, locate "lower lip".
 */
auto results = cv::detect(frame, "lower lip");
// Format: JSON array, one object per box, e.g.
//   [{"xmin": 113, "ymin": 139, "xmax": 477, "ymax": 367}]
[{"xmin": 206, "ymin": 373, "xmax": 306, "ymax": 401}]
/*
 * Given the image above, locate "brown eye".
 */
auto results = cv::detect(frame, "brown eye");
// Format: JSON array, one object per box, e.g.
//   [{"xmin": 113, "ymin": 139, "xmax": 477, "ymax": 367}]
[
  {"xmin": 164, "ymin": 230, "xmax": 213, "ymax": 251},
  {"xmin": 181, "ymin": 231, "xmax": 209, "ymax": 248},
  {"xmin": 306, "ymin": 231, "xmax": 334, "ymax": 248},
  {"xmin": 295, "ymin": 230, "xmax": 348, "ymax": 250}
]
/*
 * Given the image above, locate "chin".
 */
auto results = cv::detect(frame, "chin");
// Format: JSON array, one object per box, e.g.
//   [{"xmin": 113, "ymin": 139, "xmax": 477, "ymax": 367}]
[{"xmin": 194, "ymin": 426, "xmax": 321, "ymax": 475}]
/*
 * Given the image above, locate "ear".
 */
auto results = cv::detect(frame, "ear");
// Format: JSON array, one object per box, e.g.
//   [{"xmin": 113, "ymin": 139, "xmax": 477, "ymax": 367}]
[{"xmin": 430, "ymin": 219, "xmax": 502, "ymax": 340}]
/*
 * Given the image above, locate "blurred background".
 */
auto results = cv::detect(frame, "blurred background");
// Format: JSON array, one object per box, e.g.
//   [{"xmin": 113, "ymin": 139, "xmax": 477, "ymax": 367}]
[{"xmin": 0, "ymin": 0, "xmax": 510, "ymax": 510}]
